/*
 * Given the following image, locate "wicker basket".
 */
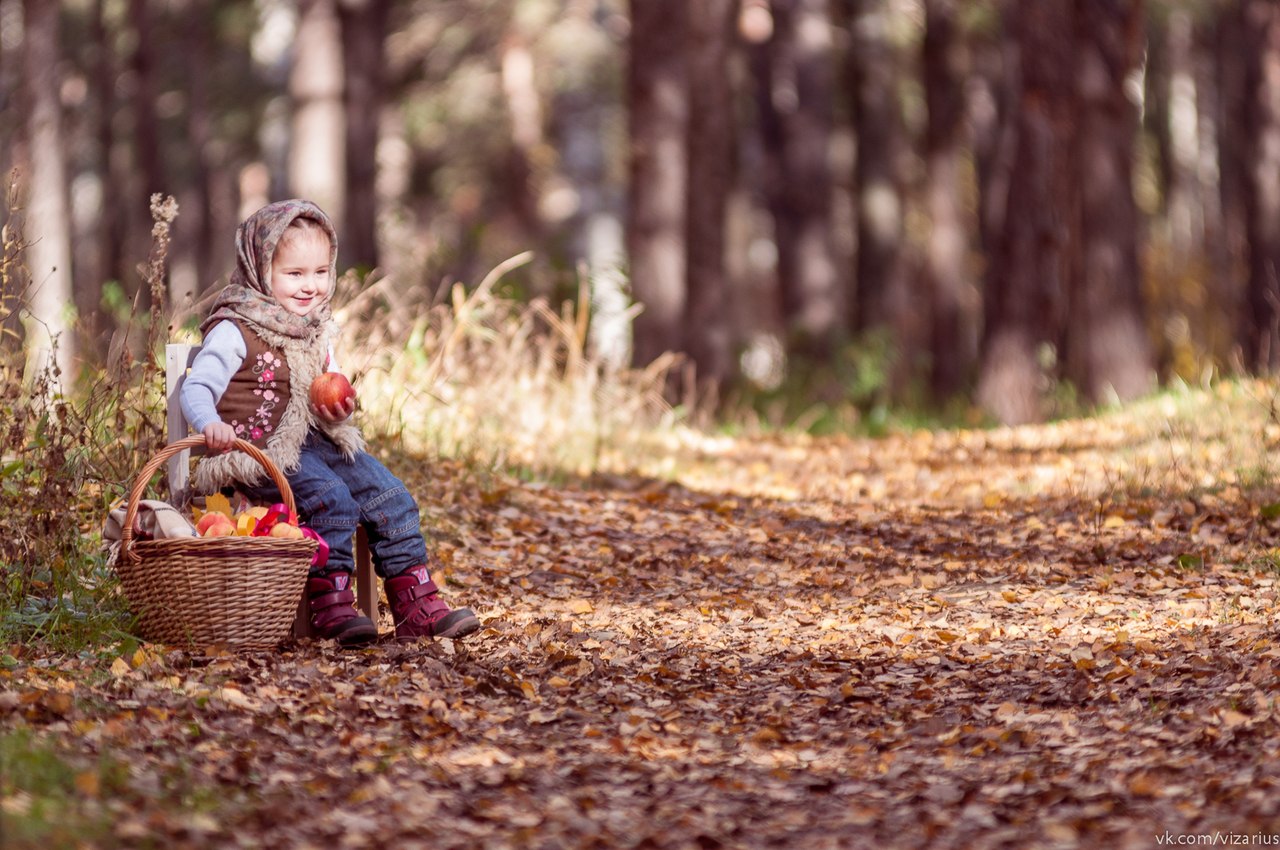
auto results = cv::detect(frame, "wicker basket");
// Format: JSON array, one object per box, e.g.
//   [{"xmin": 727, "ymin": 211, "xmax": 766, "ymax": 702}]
[{"xmin": 116, "ymin": 436, "xmax": 317, "ymax": 649}]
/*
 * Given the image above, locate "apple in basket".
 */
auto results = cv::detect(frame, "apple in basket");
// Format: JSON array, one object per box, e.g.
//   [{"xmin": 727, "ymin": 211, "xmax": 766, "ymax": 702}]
[
  {"xmin": 269, "ymin": 522, "xmax": 305, "ymax": 539},
  {"xmin": 310, "ymin": 372, "xmax": 355, "ymax": 410},
  {"xmin": 197, "ymin": 513, "xmax": 235, "ymax": 538}
]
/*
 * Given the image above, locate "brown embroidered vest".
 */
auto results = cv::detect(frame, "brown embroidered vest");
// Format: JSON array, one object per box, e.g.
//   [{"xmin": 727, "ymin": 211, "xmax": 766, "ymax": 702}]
[
  {"xmin": 192, "ymin": 317, "xmax": 366, "ymax": 493},
  {"xmin": 217, "ymin": 320, "xmax": 290, "ymax": 449}
]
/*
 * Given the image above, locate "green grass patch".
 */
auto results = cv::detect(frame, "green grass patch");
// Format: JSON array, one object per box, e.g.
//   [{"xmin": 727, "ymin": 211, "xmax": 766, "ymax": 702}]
[{"xmin": 0, "ymin": 728, "xmax": 128, "ymax": 848}]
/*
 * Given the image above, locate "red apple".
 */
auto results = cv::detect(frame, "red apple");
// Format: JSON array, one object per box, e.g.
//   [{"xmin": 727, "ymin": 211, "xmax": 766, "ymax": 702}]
[
  {"xmin": 310, "ymin": 372, "xmax": 355, "ymax": 409},
  {"xmin": 196, "ymin": 512, "xmax": 232, "ymax": 536},
  {"xmin": 199, "ymin": 514, "xmax": 235, "ymax": 538}
]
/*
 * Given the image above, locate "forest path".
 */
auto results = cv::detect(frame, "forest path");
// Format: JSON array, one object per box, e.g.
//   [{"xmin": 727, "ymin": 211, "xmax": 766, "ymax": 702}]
[{"xmin": 6, "ymin": 393, "xmax": 1280, "ymax": 848}]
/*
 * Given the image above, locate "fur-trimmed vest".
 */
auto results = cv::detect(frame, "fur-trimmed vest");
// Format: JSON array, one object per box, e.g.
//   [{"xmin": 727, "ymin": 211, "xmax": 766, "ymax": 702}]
[{"xmin": 192, "ymin": 319, "xmax": 365, "ymax": 493}]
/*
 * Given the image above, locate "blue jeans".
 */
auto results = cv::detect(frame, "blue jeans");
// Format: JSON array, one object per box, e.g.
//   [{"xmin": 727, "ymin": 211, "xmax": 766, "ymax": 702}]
[{"xmin": 241, "ymin": 431, "xmax": 427, "ymax": 579}]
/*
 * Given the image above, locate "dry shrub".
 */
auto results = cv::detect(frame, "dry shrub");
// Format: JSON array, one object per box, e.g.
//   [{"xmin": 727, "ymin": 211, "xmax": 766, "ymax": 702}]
[
  {"xmin": 332, "ymin": 252, "xmax": 684, "ymax": 477},
  {"xmin": 0, "ymin": 183, "xmax": 177, "ymax": 647}
]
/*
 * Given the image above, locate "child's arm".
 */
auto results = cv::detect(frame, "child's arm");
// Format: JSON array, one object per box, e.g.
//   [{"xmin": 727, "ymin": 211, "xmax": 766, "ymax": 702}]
[{"xmin": 180, "ymin": 322, "xmax": 246, "ymax": 453}]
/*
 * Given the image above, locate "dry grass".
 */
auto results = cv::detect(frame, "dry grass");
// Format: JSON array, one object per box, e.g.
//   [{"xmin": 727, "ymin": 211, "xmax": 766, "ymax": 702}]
[{"xmin": 329, "ymin": 252, "xmax": 687, "ymax": 478}]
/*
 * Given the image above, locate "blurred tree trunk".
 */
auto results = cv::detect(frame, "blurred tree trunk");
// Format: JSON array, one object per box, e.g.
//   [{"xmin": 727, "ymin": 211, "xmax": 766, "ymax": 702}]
[
  {"xmin": 1065, "ymin": 0, "xmax": 1153, "ymax": 404},
  {"xmin": 338, "ymin": 0, "xmax": 390, "ymax": 270},
  {"xmin": 1239, "ymin": 0, "xmax": 1280, "ymax": 372},
  {"xmin": 768, "ymin": 0, "xmax": 840, "ymax": 350},
  {"xmin": 0, "ymin": 0, "xmax": 15, "ymax": 178},
  {"xmin": 78, "ymin": 0, "xmax": 117, "ymax": 358},
  {"xmin": 290, "ymin": 0, "xmax": 346, "ymax": 235},
  {"xmin": 129, "ymin": 0, "xmax": 165, "ymax": 202},
  {"xmin": 553, "ymin": 9, "xmax": 630, "ymax": 370},
  {"xmin": 20, "ymin": 0, "xmax": 75, "ymax": 382},
  {"xmin": 627, "ymin": 0, "xmax": 687, "ymax": 367},
  {"xmin": 501, "ymin": 30, "xmax": 545, "ymax": 243},
  {"xmin": 976, "ymin": 1, "xmax": 1075, "ymax": 425},
  {"xmin": 684, "ymin": 0, "xmax": 737, "ymax": 388},
  {"xmin": 1147, "ymin": 8, "xmax": 1203, "ymax": 260},
  {"xmin": 1213, "ymin": 2, "xmax": 1249, "ymax": 365},
  {"xmin": 176, "ymin": 0, "xmax": 216, "ymax": 309},
  {"xmin": 128, "ymin": 0, "xmax": 166, "ymax": 308},
  {"xmin": 969, "ymin": 6, "xmax": 1014, "ymax": 278},
  {"xmin": 1145, "ymin": 10, "xmax": 1173, "ymax": 229},
  {"xmin": 922, "ymin": 0, "xmax": 973, "ymax": 400},
  {"xmin": 847, "ymin": 0, "xmax": 906, "ymax": 334}
]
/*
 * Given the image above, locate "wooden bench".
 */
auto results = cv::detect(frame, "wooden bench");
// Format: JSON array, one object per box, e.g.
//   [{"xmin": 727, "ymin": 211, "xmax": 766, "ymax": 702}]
[{"xmin": 165, "ymin": 343, "xmax": 378, "ymax": 639}]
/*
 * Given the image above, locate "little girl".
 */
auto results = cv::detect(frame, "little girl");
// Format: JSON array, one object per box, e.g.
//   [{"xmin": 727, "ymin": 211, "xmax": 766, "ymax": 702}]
[{"xmin": 181, "ymin": 199, "xmax": 480, "ymax": 646}]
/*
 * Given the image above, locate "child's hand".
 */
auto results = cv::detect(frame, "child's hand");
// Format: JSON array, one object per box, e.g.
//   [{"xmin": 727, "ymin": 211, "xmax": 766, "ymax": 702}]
[
  {"xmin": 203, "ymin": 422, "xmax": 237, "ymax": 454},
  {"xmin": 312, "ymin": 395, "xmax": 355, "ymax": 423}
]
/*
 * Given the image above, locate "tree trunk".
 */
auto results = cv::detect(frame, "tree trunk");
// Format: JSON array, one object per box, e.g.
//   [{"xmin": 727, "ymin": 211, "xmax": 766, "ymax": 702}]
[
  {"xmin": 922, "ymin": 0, "xmax": 973, "ymax": 400},
  {"xmin": 976, "ymin": 1, "xmax": 1075, "ymax": 425},
  {"xmin": 553, "ymin": 9, "xmax": 630, "ymax": 370},
  {"xmin": 338, "ymin": 0, "xmax": 390, "ymax": 270},
  {"xmin": 129, "ymin": 0, "xmax": 166, "ymax": 202},
  {"xmin": 128, "ymin": 0, "xmax": 166, "ymax": 309},
  {"xmin": 1239, "ymin": 0, "xmax": 1280, "ymax": 372},
  {"xmin": 174, "ymin": 0, "xmax": 216, "ymax": 310},
  {"xmin": 1065, "ymin": 0, "xmax": 1153, "ymax": 404},
  {"xmin": 75, "ymin": 0, "xmax": 116, "ymax": 359},
  {"xmin": 0, "ymin": 0, "xmax": 16, "ymax": 178},
  {"xmin": 501, "ymin": 31, "xmax": 545, "ymax": 244},
  {"xmin": 290, "ymin": 0, "xmax": 346, "ymax": 234},
  {"xmin": 684, "ymin": 0, "xmax": 737, "ymax": 387},
  {"xmin": 768, "ymin": 0, "xmax": 840, "ymax": 349},
  {"xmin": 1159, "ymin": 8, "xmax": 1204, "ymax": 257},
  {"xmin": 847, "ymin": 0, "xmax": 905, "ymax": 333},
  {"xmin": 627, "ymin": 0, "xmax": 688, "ymax": 367},
  {"xmin": 1212, "ymin": 2, "xmax": 1249, "ymax": 368},
  {"xmin": 969, "ymin": 5, "xmax": 1015, "ymax": 274},
  {"xmin": 20, "ymin": 0, "xmax": 76, "ymax": 383}
]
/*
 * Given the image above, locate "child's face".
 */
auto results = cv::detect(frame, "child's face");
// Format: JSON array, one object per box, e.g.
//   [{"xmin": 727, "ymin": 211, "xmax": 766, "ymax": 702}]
[{"xmin": 270, "ymin": 229, "xmax": 332, "ymax": 317}]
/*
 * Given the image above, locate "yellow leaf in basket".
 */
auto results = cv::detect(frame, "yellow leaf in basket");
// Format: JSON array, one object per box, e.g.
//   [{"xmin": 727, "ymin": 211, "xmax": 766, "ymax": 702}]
[
  {"xmin": 235, "ymin": 514, "xmax": 257, "ymax": 536},
  {"xmin": 206, "ymin": 493, "xmax": 233, "ymax": 518},
  {"xmin": 244, "ymin": 506, "xmax": 269, "ymax": 521}
]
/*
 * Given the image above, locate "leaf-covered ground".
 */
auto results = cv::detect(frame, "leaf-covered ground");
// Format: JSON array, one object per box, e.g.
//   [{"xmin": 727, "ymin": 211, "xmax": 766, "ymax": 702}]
[{"xmin": 5, "ymin": 391, "xmax": 1280, "ymax": 848}]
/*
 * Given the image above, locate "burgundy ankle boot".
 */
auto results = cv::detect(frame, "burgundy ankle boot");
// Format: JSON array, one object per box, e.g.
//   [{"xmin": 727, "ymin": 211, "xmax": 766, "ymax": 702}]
[
  {"xmin": 384, "ymin": 566, "xmax": 480, "ymax": 640},
  {"xmin": 307, "ymin": 572, "xmax": 378, "ymax": 647}
]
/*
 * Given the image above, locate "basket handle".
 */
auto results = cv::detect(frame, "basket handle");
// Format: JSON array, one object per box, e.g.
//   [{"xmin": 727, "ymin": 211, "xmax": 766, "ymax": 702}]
[{"xmin": 119, "ymin": 436, "xmax": 298, "ymax": 557}]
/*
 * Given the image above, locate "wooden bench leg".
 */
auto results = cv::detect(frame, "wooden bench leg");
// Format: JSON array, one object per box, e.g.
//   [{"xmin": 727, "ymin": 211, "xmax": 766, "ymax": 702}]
[
  {"xmin": 292, "ymin": 589, "xmax": 315, "ymax": 639},
  {"xmin": 354, "ymin": 526, "xmax": 378, "ymax": 624},
  {"xmin": 292, "ymin": 526, "xmax": 378, "ymax": 640}
]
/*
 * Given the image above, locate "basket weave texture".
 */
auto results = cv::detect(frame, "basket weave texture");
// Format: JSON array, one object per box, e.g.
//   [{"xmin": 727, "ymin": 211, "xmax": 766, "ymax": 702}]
[{"xmin": 116, "ymin": 436, "xmax": 316, "ymax": 649}]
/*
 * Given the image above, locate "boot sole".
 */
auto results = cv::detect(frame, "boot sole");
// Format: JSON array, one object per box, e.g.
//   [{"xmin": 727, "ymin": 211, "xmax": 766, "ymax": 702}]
[
  {"xmin": 394, "ymin": 610, "xmax": 482, "ymax": 641},
  {"xmin": 434, "ymin": 612, "xmax": 481, "ymax": 639},
  {"xmin": 335, "ymin": 621, "xmax": 380, "ymax": 647}
]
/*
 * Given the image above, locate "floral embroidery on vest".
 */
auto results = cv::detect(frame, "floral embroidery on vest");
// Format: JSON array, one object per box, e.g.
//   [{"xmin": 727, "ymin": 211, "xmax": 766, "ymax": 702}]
[
  {"xmin": 235, "ymin": 349, "xmax": 284, "ymax": 442},
  {"xmin": 215, "ymin": 321, "xmax": 292, "ymax": 451}
]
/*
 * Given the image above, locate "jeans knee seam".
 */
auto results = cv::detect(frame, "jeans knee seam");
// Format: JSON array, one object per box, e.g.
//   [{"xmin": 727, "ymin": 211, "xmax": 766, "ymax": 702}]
[
  {"xmin": 362, "ymin": 486, "xmax": 410, "ymax": 512},
  {"xmin": 382, "ymin": 520, "xmax": 420, "ymax": 539}
]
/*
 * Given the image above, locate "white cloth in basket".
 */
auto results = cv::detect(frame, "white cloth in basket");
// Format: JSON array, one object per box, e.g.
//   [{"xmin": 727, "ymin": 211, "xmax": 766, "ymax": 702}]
[{"xmin": 103, "ymin": 499, "xmax": 198, "ymax": 567}]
